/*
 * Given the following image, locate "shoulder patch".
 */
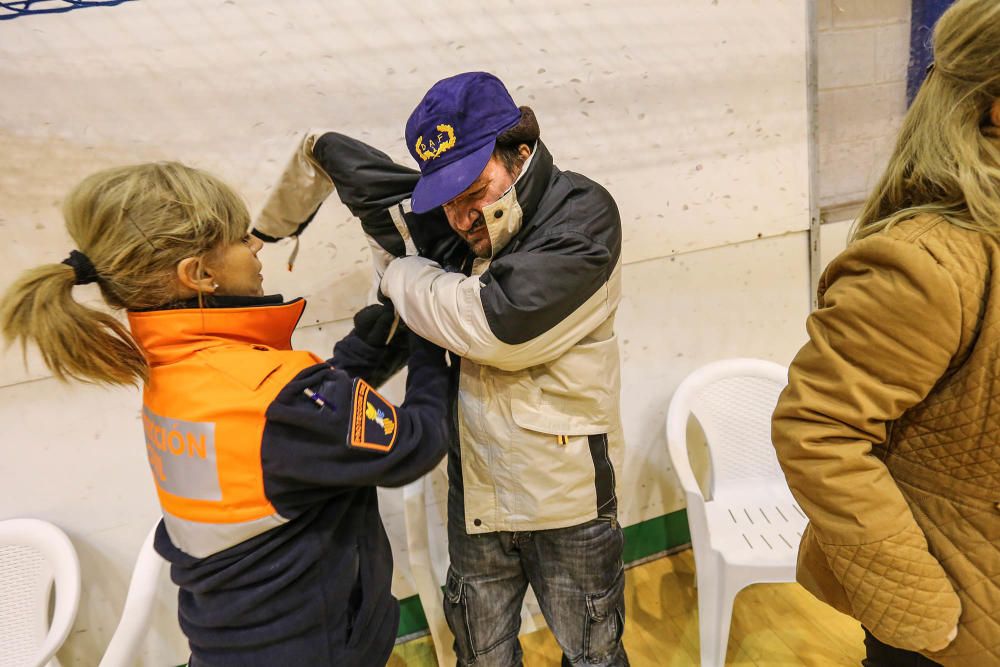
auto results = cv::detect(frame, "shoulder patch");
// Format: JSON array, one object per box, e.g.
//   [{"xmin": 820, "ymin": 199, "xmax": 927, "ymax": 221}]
[{"xmin": 348, "ymin": 379, "xmax": 398, "ymax": 453}]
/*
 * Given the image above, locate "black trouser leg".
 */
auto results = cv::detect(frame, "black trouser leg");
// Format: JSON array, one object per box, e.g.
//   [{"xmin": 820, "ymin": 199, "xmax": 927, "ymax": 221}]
[{"xmin": 861, "ymin": 627, "xmax": 944, "ymax": 667}]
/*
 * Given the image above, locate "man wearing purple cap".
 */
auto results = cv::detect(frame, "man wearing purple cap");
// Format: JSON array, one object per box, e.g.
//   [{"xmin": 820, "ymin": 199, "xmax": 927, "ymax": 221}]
[
  {"xmin": 253, "ymin": 71, "xmax": 627, "ymax": 667},
  {"xmin": 396, "ymin": 71, "xmax": 630, "ymax": 667}
]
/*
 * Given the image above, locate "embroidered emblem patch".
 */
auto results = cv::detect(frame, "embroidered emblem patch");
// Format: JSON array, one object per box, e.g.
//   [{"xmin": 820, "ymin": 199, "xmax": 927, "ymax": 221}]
[
  {"xmin": 349, "ymin": 379, "xmax": 398, "ymax": 453},
  {"xmin": 415, "ymin": 124, "xmax": 456, "ymax": 162}
]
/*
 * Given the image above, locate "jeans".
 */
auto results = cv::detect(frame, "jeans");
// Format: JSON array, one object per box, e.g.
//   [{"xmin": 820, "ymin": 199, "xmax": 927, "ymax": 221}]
[
  {"xmin": 862, "ymin": 627, "xmax": 944, "ymax": 667},
  {"xmin": 442, "ymin": 516, "xmax": 629, "ymax": 667}
]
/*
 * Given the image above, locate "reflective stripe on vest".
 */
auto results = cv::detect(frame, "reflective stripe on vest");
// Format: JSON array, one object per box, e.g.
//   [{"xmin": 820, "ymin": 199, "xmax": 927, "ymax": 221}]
[
  {"xmin": 141, "ymin": 346, "xmax": 320, "ymax": 558},
  {"xmin": 162, "ymin": 513, "xmax": 289, "ymax": 559},
  {"xmin": 142, "ymin": 403, "xmax": 292, "ymax": 558}
]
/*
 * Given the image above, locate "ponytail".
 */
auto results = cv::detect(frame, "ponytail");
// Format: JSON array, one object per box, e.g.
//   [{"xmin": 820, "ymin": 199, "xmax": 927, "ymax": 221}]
[
  {"xmin": 1, "ymin": 161, "xmax": 251, "ymax": 387},
  {"xmin": 1, "ymin": 261, "xmax": 148, "ymax": 385}
]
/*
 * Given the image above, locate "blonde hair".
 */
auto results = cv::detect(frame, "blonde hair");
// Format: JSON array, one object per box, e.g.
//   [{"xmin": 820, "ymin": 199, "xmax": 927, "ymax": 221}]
[
  {"xmin": 853, "ymin": 0, "xmax": 1000, "ymax": 241},
  {"xmin": 0, "ymin": 162, "xmax": 250, "ymax": 386}
]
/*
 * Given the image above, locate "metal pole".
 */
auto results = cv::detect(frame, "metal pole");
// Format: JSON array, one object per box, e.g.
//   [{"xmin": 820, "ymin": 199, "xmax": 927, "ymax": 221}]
[{"xmin": 806, "ymin": 0, "xmax": 821, "ymax": 311}]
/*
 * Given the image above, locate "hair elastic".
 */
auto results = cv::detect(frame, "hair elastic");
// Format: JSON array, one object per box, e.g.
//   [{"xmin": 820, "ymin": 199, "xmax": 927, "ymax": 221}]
[{"xmin": 61, "ymin": 250, "xmax": 100, "ymax": 285}]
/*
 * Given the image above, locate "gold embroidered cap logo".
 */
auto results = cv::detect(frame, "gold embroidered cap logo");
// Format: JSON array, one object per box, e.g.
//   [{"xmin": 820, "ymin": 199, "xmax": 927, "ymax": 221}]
[{"xmin": 415, "ymin": 124, "xmax": 457, "ymax": 162}]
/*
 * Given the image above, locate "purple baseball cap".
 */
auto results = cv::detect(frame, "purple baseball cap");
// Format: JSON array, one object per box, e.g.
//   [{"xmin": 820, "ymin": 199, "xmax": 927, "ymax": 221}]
[{"xmin": 405, "ymin": 72, "xmax": 522, "ymax": 214}]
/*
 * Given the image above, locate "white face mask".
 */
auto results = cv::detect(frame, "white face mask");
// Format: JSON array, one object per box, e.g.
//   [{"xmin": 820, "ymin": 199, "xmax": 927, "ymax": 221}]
[{"xmin": 480, "ymin": 183, "xmax": 524, "ymax": 259}]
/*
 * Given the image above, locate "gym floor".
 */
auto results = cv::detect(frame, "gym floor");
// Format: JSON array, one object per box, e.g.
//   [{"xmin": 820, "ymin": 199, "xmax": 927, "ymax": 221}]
[{"xmin": 389, "ymin": 548, "xmax": 865, "ymax": 666}]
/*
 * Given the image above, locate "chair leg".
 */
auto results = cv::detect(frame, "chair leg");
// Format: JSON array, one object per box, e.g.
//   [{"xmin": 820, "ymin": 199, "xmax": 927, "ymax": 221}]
[
  {"xmin": 403, "ymin": 479, "xmax": 457, "ymax": 667},
  {"xmin": 696, "ymin": 562, "xmax": 737, "ymax": 667}
]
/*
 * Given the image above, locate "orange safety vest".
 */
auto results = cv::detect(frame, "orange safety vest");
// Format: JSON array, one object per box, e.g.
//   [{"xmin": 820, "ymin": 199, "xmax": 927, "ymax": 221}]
[{"xmin": 128, "ymin": 299, "xmax": 322, "ymax": 558}]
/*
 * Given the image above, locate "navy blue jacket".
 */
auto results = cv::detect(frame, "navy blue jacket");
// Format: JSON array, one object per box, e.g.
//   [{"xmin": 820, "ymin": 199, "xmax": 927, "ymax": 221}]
[{"xmin": 129, "ymin": 296, "xmax": 447, "ymax": 666}]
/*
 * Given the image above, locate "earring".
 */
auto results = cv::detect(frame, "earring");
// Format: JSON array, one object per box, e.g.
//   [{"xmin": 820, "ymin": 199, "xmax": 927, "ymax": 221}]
[{"xmin": 212, "ymin": 282, "xmax": 219, "ymax": 290}]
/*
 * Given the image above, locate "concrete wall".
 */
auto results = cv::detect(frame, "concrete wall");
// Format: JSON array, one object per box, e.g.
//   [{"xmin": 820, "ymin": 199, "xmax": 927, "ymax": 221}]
[{"xmin": 818, "ymin": 0, "xmax": 911, "ymax": 210}]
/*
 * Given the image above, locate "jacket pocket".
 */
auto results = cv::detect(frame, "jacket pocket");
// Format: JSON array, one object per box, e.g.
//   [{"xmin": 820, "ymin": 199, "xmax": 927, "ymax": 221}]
[
  {"xmin": 509, "ymin": 396, "xmax": 605, "ymax": 437},
  {"xmin": 795, "ymin": 526, "xmax": 853, "ymax": 617},
  {"xmin": 507, "ymin": 333, "xmax": 619, "ymax": 436},
  {"xmin": 345, "ymin": 540, "xmax": 373, "ymax": 649}
]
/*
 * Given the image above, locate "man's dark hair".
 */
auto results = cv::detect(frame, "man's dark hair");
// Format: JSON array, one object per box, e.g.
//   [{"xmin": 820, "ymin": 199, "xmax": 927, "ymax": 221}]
[{"xmin": 493, "ymin": 106, "xmax": 540, "ymax": 175}]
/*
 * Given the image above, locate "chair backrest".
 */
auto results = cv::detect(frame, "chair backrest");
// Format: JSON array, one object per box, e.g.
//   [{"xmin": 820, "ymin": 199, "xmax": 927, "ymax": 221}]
[
  {"xmin": 0, "ymin": 518, "xmax": 81, "ymax": 667},
  {"xmin": 99, "ymin": 520, "xmax": 167, "ymax": 667},
  {"xmin": 667, "ymin": 358, "xmax": 788, "ymax": 500}
]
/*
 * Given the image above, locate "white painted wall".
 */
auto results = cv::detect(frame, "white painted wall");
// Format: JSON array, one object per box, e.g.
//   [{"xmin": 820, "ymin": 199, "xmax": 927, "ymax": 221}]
[{"xmin": 0, "ymin": 1, "xmax": 909, "ymax": 664}]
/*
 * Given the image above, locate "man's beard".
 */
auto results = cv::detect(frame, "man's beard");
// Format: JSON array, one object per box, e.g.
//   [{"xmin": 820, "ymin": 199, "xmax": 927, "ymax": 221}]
[{"xmin": 465, "ymin": 214, "xmax": 491, "ymax": 257}]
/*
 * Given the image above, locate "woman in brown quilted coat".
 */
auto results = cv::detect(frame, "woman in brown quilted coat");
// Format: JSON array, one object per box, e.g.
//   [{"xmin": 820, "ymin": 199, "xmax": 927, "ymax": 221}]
[{"xmin": 772, "ymin": 1, "xmax": 1000, "ymax": 665}]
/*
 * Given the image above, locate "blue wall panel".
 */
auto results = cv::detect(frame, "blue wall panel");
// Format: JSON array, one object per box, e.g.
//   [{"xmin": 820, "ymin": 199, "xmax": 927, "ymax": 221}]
[{"xmin": 907, "ymin": 0, "xmax": 956, "ymax": 104}]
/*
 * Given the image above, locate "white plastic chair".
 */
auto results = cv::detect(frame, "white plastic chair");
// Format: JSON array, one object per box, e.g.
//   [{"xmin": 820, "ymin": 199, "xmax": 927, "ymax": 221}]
[
  {"xmin": 0, "ymin": 518, "xmax": 81, "ymax": 667},
  {"xmin": 665, "ymin": 358, "xmax": 808, "ymax": 667},
  {"xmin": 99, "ymin": 520, "xmax": 168, "ymax": 667},
  {"xmin": 403, "ymin": 464, "xmax": 546, "ymax": 667}
]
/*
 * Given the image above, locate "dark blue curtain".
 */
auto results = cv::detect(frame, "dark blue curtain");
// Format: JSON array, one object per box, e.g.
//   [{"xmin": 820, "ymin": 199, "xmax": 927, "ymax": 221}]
[{"xmin": 907, "ymin": 0, "xmax": 956, "ymax": 105}]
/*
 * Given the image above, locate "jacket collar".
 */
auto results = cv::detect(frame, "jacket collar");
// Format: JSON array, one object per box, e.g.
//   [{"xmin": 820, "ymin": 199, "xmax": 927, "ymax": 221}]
[
  {"xmin": 512, "ymin": 139, "xmax": 552, "ymax": 223},
  {"xmin": 478, "ymin": 140, "xmax": 554, "ymax": 259},
  {"xmin": 127, "ymin": 296, "xmax": 306, "ymax": 366},
  {"xmin": 144, "ymin": 294, "xmax": 287, "ymax": 311}
]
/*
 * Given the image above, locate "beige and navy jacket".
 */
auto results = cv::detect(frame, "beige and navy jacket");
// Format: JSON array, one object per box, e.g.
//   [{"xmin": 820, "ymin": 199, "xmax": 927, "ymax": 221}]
[
  {"xmin": 127, "ymin": 295, "xmax": 449, "ymax": 666},
  {"xmin": 253, "ymin": 133, "xmax": 624, "ymax": 535},
  {"xmin": 773, "ymin": 217, "xmax": 1000, "ymax": 666}
]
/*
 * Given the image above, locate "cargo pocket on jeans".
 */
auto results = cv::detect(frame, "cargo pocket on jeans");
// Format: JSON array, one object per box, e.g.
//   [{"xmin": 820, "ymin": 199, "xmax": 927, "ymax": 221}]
[
  {"xmin": 443, "ymin": 567, "xmax": 477, "ymax": 662},
  {"xmin": 584, "ymin": 566, "xmax": 625, "ymax": 663}
]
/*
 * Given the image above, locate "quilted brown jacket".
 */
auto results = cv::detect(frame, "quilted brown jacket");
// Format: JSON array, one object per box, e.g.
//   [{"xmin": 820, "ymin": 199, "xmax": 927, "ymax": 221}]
[{"xmin": 773, "ymin": 216, "xmax": 1000, "ymax": 665}]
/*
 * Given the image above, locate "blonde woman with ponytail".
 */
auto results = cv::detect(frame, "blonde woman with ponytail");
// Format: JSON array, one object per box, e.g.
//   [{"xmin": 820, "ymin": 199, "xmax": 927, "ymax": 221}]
[
  {"xmin": 1, "ymin": 162, "xmax": 450, "ymax": 666},
  {"xmin": 772, "ymin": 1, "xmax": 1000, "ymax": 665}
]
